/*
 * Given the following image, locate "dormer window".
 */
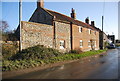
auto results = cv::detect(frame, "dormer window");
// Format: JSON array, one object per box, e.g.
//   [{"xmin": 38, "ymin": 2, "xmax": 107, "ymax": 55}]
[{"xmin": 79, "ymin": 26, "xmax": 82, "ymax": 33}]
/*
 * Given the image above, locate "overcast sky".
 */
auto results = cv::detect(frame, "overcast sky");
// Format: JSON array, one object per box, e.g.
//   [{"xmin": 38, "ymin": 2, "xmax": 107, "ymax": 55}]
[{"xmin": 2, "ymin": 1, "xmax": 118, "ymax": 39}]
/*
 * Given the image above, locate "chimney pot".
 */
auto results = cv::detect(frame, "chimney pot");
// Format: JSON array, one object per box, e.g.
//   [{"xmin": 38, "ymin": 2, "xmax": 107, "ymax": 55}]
[
  {"xmin": 91, "ymin": 21, "xmax": 95, "ymax": 27},
  {"xmin": 85, "ymin": 17, "xmax": 89, "ymax": 24},
  {"xmin": 37, "ymin": 0, "xmax": 44, "ymax": 8},
  {"xmin": 71, "ymin": 8, "xmax": 76, "ymax": 19}
]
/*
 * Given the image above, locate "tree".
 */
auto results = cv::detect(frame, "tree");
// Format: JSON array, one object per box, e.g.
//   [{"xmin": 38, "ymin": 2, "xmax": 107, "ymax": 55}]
[
  {"xmin": 0, "ymin": 21, "xmax": 9, "ymax": 32},
  {"xmin": 0, "ymin": 21, "xmax": 18, "ymax": 41}
]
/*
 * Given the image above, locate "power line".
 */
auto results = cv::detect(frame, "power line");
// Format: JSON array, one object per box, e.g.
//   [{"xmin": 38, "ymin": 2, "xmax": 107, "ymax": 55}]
[
  {"xmin": 102, "ymin": 0, "xmax": 105, "ymax": 32},
  {"xmin": 102, "ymin": 0, "xmax": 105, "ymax": 16},
  {"xmin": 102, "ymin": 0, "xmax": 114, "ymax": 35},
  {"xmin": 104, "ymin": 18, "xmax": 114, "ymax": 34}
]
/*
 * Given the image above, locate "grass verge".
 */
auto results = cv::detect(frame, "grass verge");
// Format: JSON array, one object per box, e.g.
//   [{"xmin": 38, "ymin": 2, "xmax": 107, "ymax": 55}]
[{"xmin": 2, "ymin": 45, "xmax": 107, "ymax": 72}]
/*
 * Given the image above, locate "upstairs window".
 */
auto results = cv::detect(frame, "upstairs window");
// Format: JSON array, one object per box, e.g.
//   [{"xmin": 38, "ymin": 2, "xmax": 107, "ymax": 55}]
[
  {"xmin": 60, "ymin": 40, "xmax": 65, "ymax": 49},
  {"xmin": 88, "ymin": 29, "xmax": 91, "ymax": 34},
  {"xmin": 94, "ymin": 31, "xmax": 96, "ymax": 35},
  {"xmin": 80, "ymin": 40, "xmax": 83, "ymax": 48},
  {"xmin": 79, "ymin": 26, "xmax": 82, "ymax": 33}
]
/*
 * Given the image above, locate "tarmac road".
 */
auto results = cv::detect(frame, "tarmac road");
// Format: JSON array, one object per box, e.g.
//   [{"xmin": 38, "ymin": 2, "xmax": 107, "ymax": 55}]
[{"xmin": 3, "ymin": 48, "xmax": 119, "ymax": 79}]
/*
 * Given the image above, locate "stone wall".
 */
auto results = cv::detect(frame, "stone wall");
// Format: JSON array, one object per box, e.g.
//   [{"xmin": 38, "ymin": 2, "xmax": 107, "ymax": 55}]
[
  {"xmin": 21, "ymin": 21, "xmax": 54, "ymax": 49},
  {"xmin": 54, "ymin": 21, "xmax": 71, "ymax": 52},
  {"xmin": 2, "ymin": 41, "xmax": 19, "ymax": 51}
]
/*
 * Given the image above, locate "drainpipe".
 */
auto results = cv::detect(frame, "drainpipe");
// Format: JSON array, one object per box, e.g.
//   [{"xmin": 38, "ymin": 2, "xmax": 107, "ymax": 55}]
[
  {"xmin": 53, "ymin": 16, "xmax": 56, "ymax": 49},
  {"xmin": 70, "ymin": 22, "xmax": 73, "ymax": 50}
]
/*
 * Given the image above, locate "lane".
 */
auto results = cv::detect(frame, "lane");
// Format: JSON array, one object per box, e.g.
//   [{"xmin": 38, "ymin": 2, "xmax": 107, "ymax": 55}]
[{"xmin": 8, "ymin": 49, "xmax": 119, "ymax": 79}]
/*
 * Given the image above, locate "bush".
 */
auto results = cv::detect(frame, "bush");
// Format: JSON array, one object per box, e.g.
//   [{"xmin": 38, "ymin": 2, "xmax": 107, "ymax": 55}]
[
  {"xmin": 2, "ymin": 45, "xmax": 107, "ymax": 72},
  {"xmin": 70, "ymin": 49, "xmax": 83, "ymax": 54},
  {"xmin": 70, "ymin": 50, "xmax": 79, "ymax": 54},
  {"xmin": 11, "ymin": 45, "xmax": 63, "ymax": 60},
  {"xmin": 2, "ymin": 43, "xmax": 18, "ymax": 60}
]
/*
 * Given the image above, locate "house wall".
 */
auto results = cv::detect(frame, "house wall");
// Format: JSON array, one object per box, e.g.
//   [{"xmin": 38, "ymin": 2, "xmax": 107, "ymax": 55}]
[
  {"xmin": 54, "ymin": 21, "xmax": 71, "ymax": 52},
  {"xmin": 21, "ymin": 21, "xmax": 71, "ymax": 52},
  {"xmin": 20, "ymin": 21, "xmax": 99, "ymax": 52},
  {"xmin": 29, "ymin": 8, "xmax": 53, "ymax": 25},
  {"xmin": 21, "ymin": 21, "xmax": 54, "ymax": 49},
  {"xmin": 108, "ymin": 35, "xmax": 115, "ymax": 44},
  {"xmin": 72, "ymin": 24, "xmax": 99, "ymax": 52},
  {"xmin": 99, "ymin": 31, "xmax": 103, "ymax": 49},
  {"xmin": 99, "ymin": 31, "xmax": 109, "ymax": 49}
]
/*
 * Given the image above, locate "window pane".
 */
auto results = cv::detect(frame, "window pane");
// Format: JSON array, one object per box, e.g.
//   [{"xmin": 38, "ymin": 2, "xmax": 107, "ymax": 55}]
[
  {"xmin": 60, "ymin": 40, "xmax": 65, "ymax": 49},
  {"xmin": 80, "ymin": 40, "xmax": 83, "ymax": 48}
]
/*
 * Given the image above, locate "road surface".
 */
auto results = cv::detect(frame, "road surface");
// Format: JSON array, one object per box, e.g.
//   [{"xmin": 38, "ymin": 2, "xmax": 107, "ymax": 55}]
[{"xmin": 4, "ymin": 48, "xmax": 120, "ymax": 79}]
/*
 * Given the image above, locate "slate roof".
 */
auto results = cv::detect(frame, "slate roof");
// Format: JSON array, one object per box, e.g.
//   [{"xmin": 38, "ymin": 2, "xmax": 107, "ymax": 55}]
[{"xmin": 44, "ymin": 8, "xmax": 98, "ymax": 31}]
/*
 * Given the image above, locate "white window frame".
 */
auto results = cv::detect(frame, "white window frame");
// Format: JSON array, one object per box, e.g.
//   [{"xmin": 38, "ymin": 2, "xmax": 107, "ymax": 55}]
[
  {"xmin": 80, "ymin": 40, "xmax": 83, "ymax": 48},
  {"xmin": 95, "ymin": 41, "xmax": 96, "ymax": 47},
  {"xmin": 79, "ymin": 26, "xmax": 82, "ymax": 33},
  {"xmin": 88, "ymin": 41, "xmax": 91, "ymax": 47},
  {"xmin": 94, "ymin": 31, "xmax": 96, "ymax": 35},
  {"xmin": 88, "ymin": 29, "xmax": 91, "ymax": 34},
  {"xmin": 60, "ymin": 40, "xmax": 65, "ymax": 49}
]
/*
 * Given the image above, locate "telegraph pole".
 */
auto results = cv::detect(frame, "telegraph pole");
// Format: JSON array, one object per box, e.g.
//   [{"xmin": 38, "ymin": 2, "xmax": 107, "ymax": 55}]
[
  {"xmin": 102, "ymin": 16, "xmax": 104, "ymax": 49},
  {"xmin": 102, "ymin": 16, "xmax": 104, "ymax": 32},
  {"xmin": 19, "ymin": 0, "xmax": 22, "ymax": 51}
]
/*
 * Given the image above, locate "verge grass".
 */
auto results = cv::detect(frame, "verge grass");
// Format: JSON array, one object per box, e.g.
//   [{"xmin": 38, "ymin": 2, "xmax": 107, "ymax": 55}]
[{"xmin": 2, "ymin": 45, "xmax": 107, "ymax": 71}]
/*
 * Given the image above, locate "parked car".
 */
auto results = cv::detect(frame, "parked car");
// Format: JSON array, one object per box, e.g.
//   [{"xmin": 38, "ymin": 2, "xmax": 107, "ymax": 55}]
[{"xmin": 107, "ymin": 43, "xmax": 116, "ymax": 49}]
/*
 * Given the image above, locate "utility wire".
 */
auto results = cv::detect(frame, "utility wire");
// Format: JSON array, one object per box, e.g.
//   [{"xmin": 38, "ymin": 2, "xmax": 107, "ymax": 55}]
[
  {"xmin": 102, "ymin": 0, "xmax": 105, "ymax": 16},
  {"xmin": 102, "ymin": 0, "xmax": 105, "ymax": 32},
  {"xmin": 104, "ymin": 18, "xmax": 113, "ymax": 34},
  {"xmin": 102, "ymin": 0, "xmax": 114, "ymax": 35}
]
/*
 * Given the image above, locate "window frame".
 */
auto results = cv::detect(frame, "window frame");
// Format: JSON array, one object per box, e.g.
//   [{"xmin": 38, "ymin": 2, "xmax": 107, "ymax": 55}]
[
  {"xmin": 60, "ymin": 40, "xmax": 65, "ymax": 49},
  {"xmin": 79, "ymin": 26, "xmax": 83, "ymax": 33},
  {"xmin": 88, "ymin": 29, "xmax": 91, "ymax": 34},
  {"xmin": 94, "ymin": 31, "xmax": 96, "ymax": 35},
  {"xmin": 80, "ymin": 40, "xmax": 83, "ymax": 48},
  {"xmin": 88, "ymin": 41, "xmax": 91, "ymax": 47},
  {"xmin": 95, "ymin": 41, "xmax": 96, "ymax": 47}
]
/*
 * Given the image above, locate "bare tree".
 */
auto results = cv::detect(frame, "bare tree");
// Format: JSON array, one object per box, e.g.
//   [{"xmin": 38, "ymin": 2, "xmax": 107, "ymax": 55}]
[{"xmin": 0, "ymin": 21, "xmax": 9, "ymax": 32}]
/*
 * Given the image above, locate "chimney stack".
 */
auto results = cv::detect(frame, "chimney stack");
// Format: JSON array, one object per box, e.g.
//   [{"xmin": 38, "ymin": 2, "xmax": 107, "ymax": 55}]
[
  {"xmin": 71, "ymin": 8, "xmax": 76, "ymax": 19},
  {"xmin": 85, "ymin": 17, "xmax": 89, "ymax": 24},
  {"xmin": 91, "ymin": 21, "xmax": 95, "ymax": 27},
  {"xmin": 37, "ymin": 0, "xmax": 44, "ymax": 8}
]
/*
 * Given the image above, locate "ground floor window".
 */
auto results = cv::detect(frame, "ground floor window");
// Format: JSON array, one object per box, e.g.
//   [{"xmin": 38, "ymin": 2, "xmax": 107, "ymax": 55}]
[
  {"xmin": 60, "ymin": 40, "xmax": 65, "ymax": 49},
  {"xmin": 80, "ymin": 40, "xmax": 83, "ymax": 48},
  {"xmin": 92, "ymin": 41, "xmax": 96, "ymax": 47},
  {"xmin": 88, "ymin": 41, "xmax": 91, "ymax": 47},
  {"xmin": 94, "ymin": 41, "xmax": 96, "ymax": 47}
]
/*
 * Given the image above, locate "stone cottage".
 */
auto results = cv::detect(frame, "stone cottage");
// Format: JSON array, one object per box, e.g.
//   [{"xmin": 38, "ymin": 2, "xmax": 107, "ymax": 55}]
[{"xmin": 16, "ymin": 0, "xmax": 100, "ymax": 52}]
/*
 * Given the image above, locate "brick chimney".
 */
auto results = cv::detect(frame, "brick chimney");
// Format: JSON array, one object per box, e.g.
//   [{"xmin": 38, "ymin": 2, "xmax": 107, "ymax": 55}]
[
  {"xmin": 91, "ymin": 21, "xmax": 95, "ymax": 27},
  {"xmin": 71, "ymin": 8, "xmax": 76, "ymax": 19},
  {"xmin": 37, "ymin": 0, "xmax": 44, "ymax": 8},
  {"xmin": 85, "ymin": 17, "xmax": 89, "ymax": 24}
]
